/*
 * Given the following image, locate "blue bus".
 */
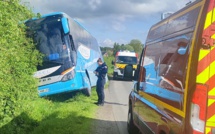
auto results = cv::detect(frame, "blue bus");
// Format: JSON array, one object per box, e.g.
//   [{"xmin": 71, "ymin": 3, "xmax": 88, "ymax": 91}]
[{"xmin": 25, "ymin": 12, "xmax": 103, "ymax": 97}]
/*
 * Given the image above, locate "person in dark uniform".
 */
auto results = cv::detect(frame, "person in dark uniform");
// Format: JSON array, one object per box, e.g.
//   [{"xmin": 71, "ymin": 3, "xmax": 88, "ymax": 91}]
[{"xmin": 94, "ymin": 58, "xmax": 108, "ymax": 106}]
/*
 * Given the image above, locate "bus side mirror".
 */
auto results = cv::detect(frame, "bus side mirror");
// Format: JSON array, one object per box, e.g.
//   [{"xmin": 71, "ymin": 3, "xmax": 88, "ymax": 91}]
[{"xmin": 61, "ymin": 17, "xmax": 70, "ymax": 34}]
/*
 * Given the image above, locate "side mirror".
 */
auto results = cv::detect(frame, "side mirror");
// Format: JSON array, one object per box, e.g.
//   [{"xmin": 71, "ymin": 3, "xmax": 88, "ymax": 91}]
[
  {"xmin": 133, "ymin": 70, "xmax": 138, "ymax": 81},
  {"xmin": 61, "ymin": 17, "xmax": 70, "ymax": 34},
  {"xmin": 133, "ymin": 65, "xmax": 145, "ymax": 81},
  {"xmin": 133, "ymin": 81, "xmax": 138, "ymax": 92},
  {"xmin": 133, "ymin": 64, "xmax": 140, "ymax": 81},
  {"xmin": 177, "ymin": 42, "xmax": 188, "ymax": 55},
  {"xmin": 177, "ymin": 45, "xmax": 188, "ymax": 55}
]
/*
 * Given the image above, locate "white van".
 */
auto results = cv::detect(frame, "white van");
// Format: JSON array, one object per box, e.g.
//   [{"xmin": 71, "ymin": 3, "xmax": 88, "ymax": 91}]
[{"xmin": 112, "ymin": 51, "xmax": 138, "ymax": 80}]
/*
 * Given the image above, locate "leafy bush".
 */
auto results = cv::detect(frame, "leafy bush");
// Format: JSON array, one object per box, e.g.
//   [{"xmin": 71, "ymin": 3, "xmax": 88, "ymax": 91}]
[
  {"xmin": 103, "ymin": 56, "xmax": 114, "ymax": 75},
  {"xmin": 0, "ymin": 0, "xmax": 40, "ymax": 128}
]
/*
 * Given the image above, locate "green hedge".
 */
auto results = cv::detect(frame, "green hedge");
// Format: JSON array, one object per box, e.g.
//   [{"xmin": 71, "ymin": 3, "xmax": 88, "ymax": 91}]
[
  {"xmin": 103, "ymin": 56, "xmax": 114, "ymax": 77},
  {"xmin": 0, "ymin": 0, "xmax": 40, "ymax": 128}
]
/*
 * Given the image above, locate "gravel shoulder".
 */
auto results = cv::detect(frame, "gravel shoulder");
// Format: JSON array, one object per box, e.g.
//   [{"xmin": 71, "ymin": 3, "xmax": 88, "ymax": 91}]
[{"xmin": 92, "ymin": 87, "xmax": 120, "ymax": 134}]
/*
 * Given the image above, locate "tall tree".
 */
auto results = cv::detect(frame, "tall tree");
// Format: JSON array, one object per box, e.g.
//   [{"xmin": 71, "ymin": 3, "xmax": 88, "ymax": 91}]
[
  {"xmin": 128, "ymin": 39, "xmax": 143, "ymax": 55},
  {"xmin": 121, "ymin": 44, "xmax": 126, "ymax": 51},
  {"xmin": 124, "ymin": 45, "xmax": 134, "ymax": 51},
  {"xmin": 113, "ymin": 42, "xmax": 121, "ymax": 56}
]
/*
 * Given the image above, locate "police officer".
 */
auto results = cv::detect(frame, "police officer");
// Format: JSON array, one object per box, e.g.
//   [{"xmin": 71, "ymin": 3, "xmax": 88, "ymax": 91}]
[{"xmin": 94, "ymin": 58, "xmax": 108, "ymax": 106}]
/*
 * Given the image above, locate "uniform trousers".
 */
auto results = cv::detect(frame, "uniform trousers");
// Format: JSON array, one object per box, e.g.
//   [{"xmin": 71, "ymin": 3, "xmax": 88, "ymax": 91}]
[{"xmin": 96, "ymin": 78, "xmax": 105, "ymax": 104}]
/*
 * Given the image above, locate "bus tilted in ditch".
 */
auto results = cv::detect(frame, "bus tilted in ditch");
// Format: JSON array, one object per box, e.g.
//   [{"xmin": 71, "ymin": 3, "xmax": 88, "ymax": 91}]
[{"xmin": 25, "ymin": 12, "xmax": 103, "ymax": 97}]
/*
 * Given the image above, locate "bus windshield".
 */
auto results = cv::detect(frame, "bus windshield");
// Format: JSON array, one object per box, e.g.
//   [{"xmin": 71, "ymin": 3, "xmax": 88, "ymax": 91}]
[
  {"xmin": 26, "ymin": 17, "xmax": 75, "ymax": 76},
  {"xmin": 116, "ymin": 56, "xmax": 137, "ymax": 64}
]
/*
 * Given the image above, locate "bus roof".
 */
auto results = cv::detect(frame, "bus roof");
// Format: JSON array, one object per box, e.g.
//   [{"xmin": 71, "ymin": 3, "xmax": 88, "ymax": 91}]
[
  {"xmin": 25, "ymin": 12, "xmax": 93, "ymax": 37},
  {"xmin": 40, "ymin": 12, "xmax": 65, "ymax": 18}
]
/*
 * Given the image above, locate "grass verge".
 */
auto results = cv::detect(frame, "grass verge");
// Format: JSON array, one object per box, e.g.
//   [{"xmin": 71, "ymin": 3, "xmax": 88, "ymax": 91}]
[
  {"xmin": 104, "ymin": 56, "xmax": 114, "ymax": 78},
  {"xmin": 0, "ymin": 88, "xmax": 99, "ymax": 134}
]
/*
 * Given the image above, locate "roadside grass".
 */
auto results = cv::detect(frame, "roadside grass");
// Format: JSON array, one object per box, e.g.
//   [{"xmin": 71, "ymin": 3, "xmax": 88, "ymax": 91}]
[
  {"xmin": 0, "ymin": 57, "xmax": 113, "ymax": 134},
  {"xmin": 0, "ymin": 88, "xmax": 99, "ymax": 134},
  {"xmin": 104, "ymin": 56, "xmax": 114, "ymax": 76}
]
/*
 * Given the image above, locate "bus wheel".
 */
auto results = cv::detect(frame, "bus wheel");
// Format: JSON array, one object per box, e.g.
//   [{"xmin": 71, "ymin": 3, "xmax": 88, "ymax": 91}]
[
  {"xmin": 82, "ymin": 87, "xmax": 91, "ymax": 97},
  {"xmin": 82, "ymin": 77, "xmax": 91, "ymax": 97}
]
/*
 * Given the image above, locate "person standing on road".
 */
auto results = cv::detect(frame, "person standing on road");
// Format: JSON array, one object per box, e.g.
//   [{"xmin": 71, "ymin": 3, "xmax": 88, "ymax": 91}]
[{"xmin": 94, "ymin": 58, "xmax": 108, "ymax": 106}]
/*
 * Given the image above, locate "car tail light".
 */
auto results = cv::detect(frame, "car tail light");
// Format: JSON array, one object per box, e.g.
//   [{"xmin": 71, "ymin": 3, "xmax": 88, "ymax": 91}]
[{"xmin": 190, "ymin": 84, "xmax": 208, "ymax": 134}]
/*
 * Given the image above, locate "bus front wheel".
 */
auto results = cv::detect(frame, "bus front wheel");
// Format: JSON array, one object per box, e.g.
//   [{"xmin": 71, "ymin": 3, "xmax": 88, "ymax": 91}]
[
  {"xmin": 82, "ymin": 77, "xmax": 91, "ymax": 97},
  {"xmin": 82, "ymin": 87, "xmax": 91, "ymax": 97}
]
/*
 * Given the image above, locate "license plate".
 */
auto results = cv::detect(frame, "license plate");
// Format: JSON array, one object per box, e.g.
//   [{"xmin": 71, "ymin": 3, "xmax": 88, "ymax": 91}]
[{"xmin": 38, "ymin": 88, "xmax": 49, "ymax": 93}]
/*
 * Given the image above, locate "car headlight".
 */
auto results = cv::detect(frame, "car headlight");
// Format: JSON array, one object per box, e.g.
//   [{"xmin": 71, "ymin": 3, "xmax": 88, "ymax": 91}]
[{"xmin": 114, "ymin": 66, "xmax": 119, "ymax": 69}]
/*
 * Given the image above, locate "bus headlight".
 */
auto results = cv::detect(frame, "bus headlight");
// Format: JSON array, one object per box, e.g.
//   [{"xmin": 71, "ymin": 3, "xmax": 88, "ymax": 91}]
[{"xmin": 61, "ymin": 69, "xmax": 75, "ymax": 82}]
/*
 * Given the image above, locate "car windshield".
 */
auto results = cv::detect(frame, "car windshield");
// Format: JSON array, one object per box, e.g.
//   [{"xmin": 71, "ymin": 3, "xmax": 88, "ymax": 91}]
[
  {"xmin": 116, "ymin": 56, "xmax": 137, "ymax": 64},
  {"xmin": 26, "ymin": 17, "xmax": 75, "ymax": 75}
]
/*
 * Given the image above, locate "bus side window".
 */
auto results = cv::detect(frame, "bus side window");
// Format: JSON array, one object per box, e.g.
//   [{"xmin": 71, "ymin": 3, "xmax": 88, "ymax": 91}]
[
  {"xmin": 69, "ymin": 34, "xmax": 77, "ymax": 65},
  {"xmin": 69, "ymin": 35, "xmax": 76, "ymax": 51}
]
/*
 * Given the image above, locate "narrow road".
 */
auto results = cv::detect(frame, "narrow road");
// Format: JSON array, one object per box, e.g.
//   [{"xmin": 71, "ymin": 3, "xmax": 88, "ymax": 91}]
[{"xmin": 93, "ymin": 79, "xmax": 133, "ymax": 134}]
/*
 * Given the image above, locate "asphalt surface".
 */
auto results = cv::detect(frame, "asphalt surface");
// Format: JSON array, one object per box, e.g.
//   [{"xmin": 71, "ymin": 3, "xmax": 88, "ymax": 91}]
[{"xmin": 93, "ymin": 79, "xmax": 133, "ymax": 134}]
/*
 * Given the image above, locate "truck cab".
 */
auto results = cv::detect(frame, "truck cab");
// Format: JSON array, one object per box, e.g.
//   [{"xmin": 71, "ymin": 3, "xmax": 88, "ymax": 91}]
[{"xmin": 112, "ymin": 51, "xmax": 138, "ymax": 80}]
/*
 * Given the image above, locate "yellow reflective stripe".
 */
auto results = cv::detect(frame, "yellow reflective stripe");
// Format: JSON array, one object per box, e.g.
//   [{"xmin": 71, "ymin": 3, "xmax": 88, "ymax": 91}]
[
  {"xmin": 196, "ymin": 60, "xmax": 215, "ymax": 83},
  {"xmin": 196, "ymin": 65, "xmax": 209, "ymax": 83},
  {"xmin": 115, "ymin": 64, "xmax": 137, "ymax": 69},
  {"xmin": 213, "ymin": 8, "xmax": 215, "ymax": 22},
  {"xmin": 205, "ymin": 127, "xmax": 211, "ymax": 134},
  {"xmin": 139, "ymin": 91, "xmax": 185, "ymax": 117},
  {"xmin": 204, "ymin": 8, "xmax": 215, "ymax": 29},
  {"xmin": 115, "ymin": 64, "xmax": 126, "ymax": 68},
  {"xmin": 204, "ymin": 9, "xmax": 213, "ymax": 29},
  {"xmin": 210, "ymin": 60, "xmax": 215, "ymax": 77},
  {"xmin": 198, "ymin": 49, "xmax": 210, "ymax": 61},
  {"xmin": 208, "ymin": 98, "xmax": 215, "ymax": 106},
  {"xmin": 212, "ymin": 34, "xmax": 215, "ymax": 39},
  {"xmin": 209, "ymin": 87, "xmax": 215, "ymax": 96},
  {"xmin": 206, "ymin": 120, "xmax": 215, "ymax": 127}
]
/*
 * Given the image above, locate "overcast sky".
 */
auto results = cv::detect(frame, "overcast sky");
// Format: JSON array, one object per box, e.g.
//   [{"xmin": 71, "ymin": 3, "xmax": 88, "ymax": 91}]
[{"xmin": 22, "ymin": 0, "xmax": 194, "ymax": 47}]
